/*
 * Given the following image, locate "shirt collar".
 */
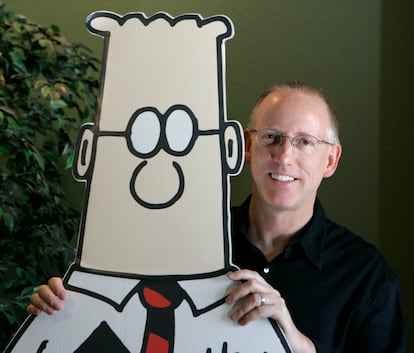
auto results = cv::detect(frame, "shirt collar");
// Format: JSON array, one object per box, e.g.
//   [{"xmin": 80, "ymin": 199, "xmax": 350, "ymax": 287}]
[
  {"xmin": 234, "ymin": 195, "xmax": 328, "ymax": 269},
  {"xmin": 298, "ymin": 198, "xmax": 327, "ymax": 269},
  {"xmin": 67, "ymin": 269, "xmax": 233, "ymax": 311}
]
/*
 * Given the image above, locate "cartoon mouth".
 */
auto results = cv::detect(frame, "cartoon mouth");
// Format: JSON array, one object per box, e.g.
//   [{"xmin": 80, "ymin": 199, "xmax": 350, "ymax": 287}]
[
  {"xmin": 270, "ymin": 173, "xmax": 296, "ymax": 182},
  {"xmin": 130, "ymin": 161, "xmax": 185, "ymax": 209}
]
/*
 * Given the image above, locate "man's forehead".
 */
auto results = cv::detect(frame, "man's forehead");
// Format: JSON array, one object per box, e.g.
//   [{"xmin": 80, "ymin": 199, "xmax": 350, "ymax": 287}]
[
  {"xmin": 254, "ymin": 90, "xmax": 332, "ymax": 135},
  {"xmin": 264, "ymin": 88, "xmax": 325, "ymax": 106},
  {"xmin": 257, "ymin": 90, "xmax": 329, "ymax": 121}
]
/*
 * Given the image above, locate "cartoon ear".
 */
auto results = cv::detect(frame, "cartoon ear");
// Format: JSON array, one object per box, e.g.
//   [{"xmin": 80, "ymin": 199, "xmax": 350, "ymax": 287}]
[
  {"xmin": 73, "ymin": 124, "xmax": 95, "ymax": 180},
  {"xmin": 224, "ymin": 121, "xmax": 244, "ymax": 175}
]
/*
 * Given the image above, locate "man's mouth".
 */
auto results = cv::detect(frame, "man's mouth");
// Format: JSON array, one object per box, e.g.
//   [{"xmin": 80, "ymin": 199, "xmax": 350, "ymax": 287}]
[{"xmin": 270, "ymin": 173, "xmax": 296, "ymax": 182}]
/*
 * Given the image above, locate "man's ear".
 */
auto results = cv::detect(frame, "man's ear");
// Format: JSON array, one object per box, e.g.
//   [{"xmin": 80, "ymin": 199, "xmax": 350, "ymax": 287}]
[
  {"xmin": 323, "ymin": 143, "xmax": 342, "ymax": 178},
  {"xmin": 244, "ymin": 128, "xmax": 252, "ymax": 164},
  {"xmin": 224, "ymin": 121, "xmax": 244, "ymax": 175},
  {"xmin": 73, "ymin": 124, "xmax": 95, "ymax": 180}
]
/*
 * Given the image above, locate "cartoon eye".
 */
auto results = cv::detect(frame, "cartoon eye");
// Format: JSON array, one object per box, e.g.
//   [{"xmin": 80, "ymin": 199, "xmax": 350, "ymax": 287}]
[
  {"xmin": 130, "ymin": 110, "xmax": 161, "ymax": 155},
  {"xmin": 165, "ymin": 109, "xmax": 194, "ymax": 153}
]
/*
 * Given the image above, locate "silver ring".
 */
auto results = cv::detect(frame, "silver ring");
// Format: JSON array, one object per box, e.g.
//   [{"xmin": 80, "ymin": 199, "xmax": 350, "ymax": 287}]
[{"xmin": 260, "ymin": 296, "xmax": 266, "ymax": 305}]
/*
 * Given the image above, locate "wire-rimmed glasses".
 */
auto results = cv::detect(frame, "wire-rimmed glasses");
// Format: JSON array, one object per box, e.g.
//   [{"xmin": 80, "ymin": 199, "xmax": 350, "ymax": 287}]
[{"xmin": 249, "ymin": 128, "xmax": 334, "ymax": 154}]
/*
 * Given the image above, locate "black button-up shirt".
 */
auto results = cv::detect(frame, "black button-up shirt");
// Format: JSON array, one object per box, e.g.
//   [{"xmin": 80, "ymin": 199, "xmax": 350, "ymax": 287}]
[{"xmin": 231, "ymin": 196, "xmax": 405, "ymax": 353}]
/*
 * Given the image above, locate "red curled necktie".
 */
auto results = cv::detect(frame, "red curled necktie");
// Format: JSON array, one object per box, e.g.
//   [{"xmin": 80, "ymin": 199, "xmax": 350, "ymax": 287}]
[
  {"xmin": 143, "ymin": 288, "xmax": 171, "ymax": 353},
  {"xmin": 138, "ymin": 281, "xmax": 185, "ymax": 353}
]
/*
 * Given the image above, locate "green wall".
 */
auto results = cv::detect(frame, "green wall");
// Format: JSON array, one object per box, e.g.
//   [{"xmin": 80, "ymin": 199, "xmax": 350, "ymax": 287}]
[
  {"xmin": 4, "ymin": 0, "xmax": 412, "ymax": 350},
  {"xmin": 380, "ymin": 1, "xmax": 414, "ymax": 351}
]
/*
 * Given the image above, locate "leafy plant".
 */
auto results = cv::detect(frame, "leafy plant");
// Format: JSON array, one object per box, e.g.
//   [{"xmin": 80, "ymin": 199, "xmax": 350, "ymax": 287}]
[{"xmin": 0, "ymin": 3, "xmax": 99, "ymax": 347}]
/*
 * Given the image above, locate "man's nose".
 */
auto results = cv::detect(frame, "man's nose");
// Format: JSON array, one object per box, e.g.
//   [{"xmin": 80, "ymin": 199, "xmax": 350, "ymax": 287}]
[{"xmin": 270, "ymin": 137, "xmax": 294, "ymax": 160}]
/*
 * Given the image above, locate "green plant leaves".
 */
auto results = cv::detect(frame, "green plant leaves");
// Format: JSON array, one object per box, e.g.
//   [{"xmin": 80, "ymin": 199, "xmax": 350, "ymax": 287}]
[
  {"xmin": 40, "ymin": 84, "xmax": 51, "ymax": 97},
  {"xmin": 9, "ymin": 51, "xmax": 26, "ymax": 74},
  {"xmin": 0, "ymin": 3, "xmax": 99, "ymax": 346},
  {"xmin": 50, "ymin": 98, "xmax": 67, "ymax": 110}
]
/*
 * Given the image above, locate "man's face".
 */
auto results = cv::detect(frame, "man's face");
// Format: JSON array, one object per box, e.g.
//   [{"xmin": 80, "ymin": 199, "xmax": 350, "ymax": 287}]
[{"xmin": 245, "ymin": 89, "xmax": 341, "ymax": 214}]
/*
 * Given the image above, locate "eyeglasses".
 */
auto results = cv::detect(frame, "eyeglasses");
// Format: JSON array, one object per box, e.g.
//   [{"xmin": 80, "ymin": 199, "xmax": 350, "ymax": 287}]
[{"xmin": 249, "ymin": 128, "xmax": 334, "ymax": 154}]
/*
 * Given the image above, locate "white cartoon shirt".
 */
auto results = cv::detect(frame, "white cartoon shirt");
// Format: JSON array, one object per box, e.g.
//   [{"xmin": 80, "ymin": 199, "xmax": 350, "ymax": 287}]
[{"xmin": 6, "ymin": 267, "xmax": 291, "ymax": 353}]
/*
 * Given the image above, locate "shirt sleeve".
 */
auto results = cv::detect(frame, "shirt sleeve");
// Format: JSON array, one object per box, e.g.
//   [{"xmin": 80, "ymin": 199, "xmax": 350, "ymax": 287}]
[
  {"xmin": 311, "ymin": 273, "xmax": 405, "ymax": 353},
  {"xmin": 311, "ymin": 340, "xmax": 339, "ymax": 353},
  {"xmin": 347, "ymin": 273, "xmax": 405, "ymax": 353}
]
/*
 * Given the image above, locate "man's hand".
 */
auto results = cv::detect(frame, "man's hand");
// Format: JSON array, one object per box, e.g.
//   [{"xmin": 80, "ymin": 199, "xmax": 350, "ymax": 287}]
[
  {"xmin": 226, "ymin": 269, "xmax": 316, "ymax": 353},
  {"xmin": 27, "ymin": 277, "xmax": 67, "ymax": 315},
  {"xmin": 226, "ymin": 269, "xmax": 288, "ymax": 325}
]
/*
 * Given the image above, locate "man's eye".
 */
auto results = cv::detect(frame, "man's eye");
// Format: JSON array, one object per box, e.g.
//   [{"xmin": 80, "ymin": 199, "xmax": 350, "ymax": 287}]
[
  {"xmin": 297, "ymin": 136, "xmax": 315, "ymax": 146},
  {"xmin": 261, "ymin": 132, "xmax": 276, "ymax": 140}
]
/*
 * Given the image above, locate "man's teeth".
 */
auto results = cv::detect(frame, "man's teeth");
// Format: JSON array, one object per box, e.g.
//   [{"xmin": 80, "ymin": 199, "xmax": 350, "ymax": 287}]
[{"xmin": 271, "ymin": 173, "xmax": 295, "ymax": 182}]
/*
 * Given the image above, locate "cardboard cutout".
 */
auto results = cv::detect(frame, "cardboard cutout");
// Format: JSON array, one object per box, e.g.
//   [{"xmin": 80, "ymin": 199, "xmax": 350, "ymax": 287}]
[{"xmin": 4, "ymin": 12, "xmax": 291, "ymax": 353}]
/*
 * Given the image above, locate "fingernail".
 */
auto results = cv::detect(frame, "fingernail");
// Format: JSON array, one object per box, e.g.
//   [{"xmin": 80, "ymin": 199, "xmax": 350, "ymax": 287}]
[
  {"xmin": 225, "ymin": 295, "xmax": 232, "ymax": 304},
  {"xmin": 227, "ymin": 309, "xmax": 236, "ymax": 320}
]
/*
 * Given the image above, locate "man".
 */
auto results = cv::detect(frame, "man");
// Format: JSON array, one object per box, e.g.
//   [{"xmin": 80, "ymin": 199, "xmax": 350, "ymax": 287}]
[{"xmin": 27, "ymin": 82, "xmax": 405, "ymax": 352}]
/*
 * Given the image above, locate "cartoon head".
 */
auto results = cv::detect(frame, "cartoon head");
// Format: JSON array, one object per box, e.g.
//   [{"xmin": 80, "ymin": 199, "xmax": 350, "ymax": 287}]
[{"xmin": 72, "ymin": 12, "xmax": 243, "ymax": 277}]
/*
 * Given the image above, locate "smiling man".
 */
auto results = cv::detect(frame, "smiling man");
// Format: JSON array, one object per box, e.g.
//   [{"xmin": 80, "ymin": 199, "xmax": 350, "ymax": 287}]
[{"xmin": 226, "ymin": 82, "xmax": 405, "ymax": 352}]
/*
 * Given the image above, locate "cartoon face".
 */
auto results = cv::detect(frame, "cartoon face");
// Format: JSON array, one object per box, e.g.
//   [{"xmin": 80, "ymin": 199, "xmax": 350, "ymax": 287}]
[
  {"xmin": 113, "ymin": 104, "xmax": 221, "ymax": 209},
  {"xmin": 73, "ymin": 13, "xmax": 243, "ymax": 277}
]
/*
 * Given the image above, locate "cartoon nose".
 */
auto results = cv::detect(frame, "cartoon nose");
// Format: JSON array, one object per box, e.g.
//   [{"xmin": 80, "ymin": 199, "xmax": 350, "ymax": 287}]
[{"xmin": 130, "ymin": 158, "xmax": 185, "ymax": 209}]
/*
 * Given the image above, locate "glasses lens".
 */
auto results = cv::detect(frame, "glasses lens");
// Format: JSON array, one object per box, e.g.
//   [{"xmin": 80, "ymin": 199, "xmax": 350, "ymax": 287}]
[
  {"xmin": 256, "ymin": 130, "xmax": 280, "ymax": 146},
  {"xmin": 165, "ymin": 109, "xmax": 194, "ymax": 153},
  {"xmin": 293, "ymin": 135, "xmax": 318, "ymax": 152},
  {"xmin": 130, "ymin": 110, "xmax": 161, "ymax": 155}
]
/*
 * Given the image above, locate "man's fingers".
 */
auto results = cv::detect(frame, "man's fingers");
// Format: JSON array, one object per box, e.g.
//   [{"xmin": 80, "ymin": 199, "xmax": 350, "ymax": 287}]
[
  {"xmin": 226, "ymin": 271, "xmax": 274, "ymax": 305},
  {"xmin": 48, "ymin": 277, "xmax": 67, "ymax": 300},
  {"xmin": 228, "ymin": 293, "xmax": 257, "ymax": 320},
  {"xmin": 26, "ymin": 303, "xmax": 41, "ymax": 315},
  {"xmin": 227, "ymin": 292, "xmax": 272, "ymax": 325},
  {"xmin": 28, "ymin": 293, "xmax": 60, "ymax": 315},
  {"xmin": 34, "ymin": 285, "xmax": 65, "ymax": 312},
  {"xmin": 227, "ymin": 269, "xmax": 260, "ymax": 281}
]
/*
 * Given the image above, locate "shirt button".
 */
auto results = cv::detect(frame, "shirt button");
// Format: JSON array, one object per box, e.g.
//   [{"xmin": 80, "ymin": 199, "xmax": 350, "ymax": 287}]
[{"xmin": 263, "ymin": 267, "xmax": 270, "ymax": 274}]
